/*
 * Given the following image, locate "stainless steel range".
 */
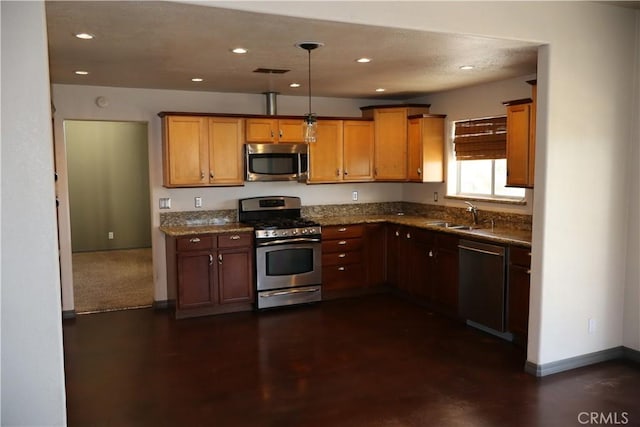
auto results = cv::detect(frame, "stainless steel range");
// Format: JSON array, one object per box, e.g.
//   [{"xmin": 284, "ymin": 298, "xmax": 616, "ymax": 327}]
[{"xmin": 239, "ymin": 196, "xmax": 322, "ymax": 309}]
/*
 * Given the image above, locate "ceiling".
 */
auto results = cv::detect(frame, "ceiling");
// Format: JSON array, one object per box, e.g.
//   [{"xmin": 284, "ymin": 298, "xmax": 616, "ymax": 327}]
[{"xmin": 44, "ymin": 1, "xmax": 545, "ymax": 100}]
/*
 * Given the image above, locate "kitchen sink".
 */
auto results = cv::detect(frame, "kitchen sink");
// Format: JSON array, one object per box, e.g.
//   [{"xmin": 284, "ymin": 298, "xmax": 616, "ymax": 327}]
[{"xmin": 426, "ymin": 222, "xmax": 480, "ymax": 231}]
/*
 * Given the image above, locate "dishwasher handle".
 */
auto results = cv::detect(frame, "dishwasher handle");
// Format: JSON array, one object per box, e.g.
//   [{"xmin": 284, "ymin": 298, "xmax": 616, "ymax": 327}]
[{"xmin": 458, "ymin": 242, "xmax": 505, "ymax": 257}]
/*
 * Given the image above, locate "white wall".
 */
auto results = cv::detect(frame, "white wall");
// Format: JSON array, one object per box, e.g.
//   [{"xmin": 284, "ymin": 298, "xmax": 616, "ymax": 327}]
[
  {"xmin": 207, "ymin": 0, "xmax": 639, "ymax": 366},
  {"xmin": 51, "ymin": 84, "xmax": 404, "ymax": 309},
  {"xmin": 406, "ymin": 74, "xmax": 536, "ymax": 216},
  {"xmin": 1, "ymin": 2, "xmax": 67, "ymax": 425}
]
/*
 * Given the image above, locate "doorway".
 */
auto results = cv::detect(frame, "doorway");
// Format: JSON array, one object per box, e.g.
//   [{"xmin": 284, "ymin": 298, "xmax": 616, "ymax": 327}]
[{"xmin": 65, "ymin": 120, "xmax": 153, "ymax": 313}]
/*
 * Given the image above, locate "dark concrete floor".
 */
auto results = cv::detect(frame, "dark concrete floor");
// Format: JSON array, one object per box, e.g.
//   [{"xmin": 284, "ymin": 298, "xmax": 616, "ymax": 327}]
[{"xmin": 63, "ymin": 294, "xmax": 640, "ymax": 427}]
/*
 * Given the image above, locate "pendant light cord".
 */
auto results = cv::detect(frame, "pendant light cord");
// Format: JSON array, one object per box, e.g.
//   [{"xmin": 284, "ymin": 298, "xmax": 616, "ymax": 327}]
[{"xmin": 307, "ymin": 48, "xmax": 312, "ymax": 118}]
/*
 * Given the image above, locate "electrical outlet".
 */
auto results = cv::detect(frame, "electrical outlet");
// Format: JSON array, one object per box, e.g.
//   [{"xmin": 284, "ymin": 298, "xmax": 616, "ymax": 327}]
[
  {"xmin": 352, "ymin": 191, "xmax": 358, "ymax": 201},
  {"xmin": 195, "ymin": 197, "xmax": 202, "ymax": 208},
  {"xmin": 108, "ymin": 232, "xmax": 114, "ymax": 240},
  {"xmin": 159, "ymin": 198, "xmax": 171, "ymax": 209},
  {"xmin": 433, "ymin": 192, "xmax": 438, "ymax": 202},
  {"xmin": 588, "ymin": 318, "xmax": 596, "ymax": 334}
]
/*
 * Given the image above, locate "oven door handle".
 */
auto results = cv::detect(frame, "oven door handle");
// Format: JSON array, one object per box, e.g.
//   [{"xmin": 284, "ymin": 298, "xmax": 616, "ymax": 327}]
[
  {"xmin": 257, "ymin": 237, "xmax": 321, "ymax": 247},
  {"xmin": 260, "ymin": 287, "xmax": 321, "ymax": 297}
]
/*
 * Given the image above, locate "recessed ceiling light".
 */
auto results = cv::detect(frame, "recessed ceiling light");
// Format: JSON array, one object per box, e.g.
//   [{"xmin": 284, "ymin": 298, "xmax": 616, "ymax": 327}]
[
  {"xmin": 74, "ymin": 33, "xmax": 94, "ymax": 40},
  {"xmin": 375, "ymin": 88, "xmax": 385, "ymax": 92},
  {"xmin": 356, "ymin": 58, "xmax": 372, "ymax": 63},
  {"xmin": 191, "ymin": 78, "xmax": 204, "ymax": 82},
  {"xmin": 74, "ymin": 70, "xmax": 89, "ymax": 75},
  {"xmin": 231, "ymin": 47, "xmax": 248, "ymax": 54},
  {"xmin": 289, "ymin": 83, "xmax": 301, "ymax": 88},
  {"xmin": 459, "ymin": 65, "xmax": 475, "ymax": 70}
]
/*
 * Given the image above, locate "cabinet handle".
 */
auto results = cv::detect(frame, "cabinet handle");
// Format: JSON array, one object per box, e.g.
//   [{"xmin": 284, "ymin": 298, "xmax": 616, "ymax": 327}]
[
  {"xmin": 417, "ymin": 168, "xmax": 422, "ymax": 175},
  {"xmin": 229, "ymin": 235, "xmax": 241, "ymax": 240},
  {"xmin": 395, "ymin": 230, "xmax": 400, "ymax": 237},
  {"xmin": 279, "ymin": 129, "xmax": 283, "ymax": 138},
  {"xmin": 209, "ymin": 254, "xmax": 213, "ymax": 266},
  {"xmin": 344, "ymin": 170, "xmax": 348, "ymax": 176},
  {"xmin": 406, "ymin": 233, "xmax": 411, "ymax": 239},
  {"xmin": 338, "ymin": 253, "xmax": 347, "ymax": 258},
  {"xmin": 218, "ymin": 254, "xmax": 223, "ymax": 264},
  {"xmin": 189, "ymin": 237, "xmax": 201, "ymax": 243},
  {"xmin": 200, "ymin": 171, "xmax": 205, "ymax": 180},
  {"xmin": 338, "ymin": 227, "xmax": 347, "ymax": 232},
  {"xmin": 526, "ymin": 269, "xmax": 531, "ymax": 275},
  {"xmin": 338, "ymin": 240, "xmax": 347, "ymax": 245},
  {"xmin": 374, "ymin": 168, "xmax": 378, "ymax": 176},
  {"xmin": 336, "ymin": 168, "xmax": 340, "ymax": 177},
  {"xmin": 270, "ymin": 130, "xmax": 275, "ymax": 139},
  {"xmin": 428, "ymin": 250, "xmax": 434, "ymax": 257},
  {"xmin": 210, "ymin": 171, "xmax": 214, "ymax": 179},
  {"xmin": 338, "ymin": 266, "xmax": 345, "ymax": 271}
]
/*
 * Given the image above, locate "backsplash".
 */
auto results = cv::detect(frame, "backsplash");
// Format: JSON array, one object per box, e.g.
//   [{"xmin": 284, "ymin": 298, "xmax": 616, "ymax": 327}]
[{"xmin": 160, "ymin": 202, "xmax": 532, "ymax": 231}]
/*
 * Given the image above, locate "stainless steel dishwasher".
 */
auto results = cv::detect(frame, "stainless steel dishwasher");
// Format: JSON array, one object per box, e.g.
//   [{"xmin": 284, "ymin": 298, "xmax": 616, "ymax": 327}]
[{"xmin": 458, "ymin": 239, "xmax": 507, "ymax": 333}]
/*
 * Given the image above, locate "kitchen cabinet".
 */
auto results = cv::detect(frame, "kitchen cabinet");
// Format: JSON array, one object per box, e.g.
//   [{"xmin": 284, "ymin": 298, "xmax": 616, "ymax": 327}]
[
  {"xmin": 308, "ymin": 120, "xmax": 374, "ymax": 183},
  {"xmin": 432, "ymin": 233, "xmax": 459, "ymax": 317},
  {"xmin": 407, "ymin": 114, "xmax": 446, "ymax": 182},
  {"xmin": 245, "ymin": 118, "xmax": 305, "ymax": 143},
  {"xmin": 504, "ymin": 81, "xmax": 536, "ymax": 188},
  {"xmin": 361, "ymin": 105, "xmax": 430, "ymax": 181},
  {"xmin": 507, "ymin": 245, "xmax": 531, "ymax": 346},
  {"xmin": 364, "ymin": 223, "xmax": 387, "ymax": 288},
  {"xmin": 322, "ymin": 225, "xmax": 365, "ymax": 292},
  {"xmin": 161, "ymin": 114, "xmax": 244, "ymax": 187},
  {"xmin": 166, "ymin": 232, "xmax": 254, "ymax": 318}
]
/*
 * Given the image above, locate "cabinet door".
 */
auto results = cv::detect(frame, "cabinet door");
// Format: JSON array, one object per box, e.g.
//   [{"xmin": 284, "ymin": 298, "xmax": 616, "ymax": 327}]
[
  {"xmin": 177, "ymin": 251, "xmax": 215, "ymax": 309},
  {"xmin": 208, "ymin": 117, "xmax": 244, "ymax": 185},
  {"xmin": 277, "ymin": 119, "xmax": 305, "ymax": 143},
  {"xmin": 374, "ymin": 108, "xmax": 408, "ymax": 181},
  {"xmin": 508, "ymin": 264, "xmax": 530, "ymax": 339},
  {"xmin": 245, "ymin": 118, "xmax": 276, "ymax": 143},
  {"xmin": 433, "ymin": 234, "xmax": 459, "ymax": 316},
  {"xmin": 308, "ymin": 120, "xmax": 344, "ymax": 183},
  {"xmin": 364, "ymin": 223, "xmax": 386, "ymax": 287},
  {"xmin": 421, "ymin": 116, "xmax": 445, "ymax": 182},
  {"xmin": 506, "ymin": 103, "xmax": 532, "ymax": 187},
  {"xmin": 407, "ymin": 118, "xmax": 423, "ymax": 181},
  {"xmin": 217, "ymin": 247, "xmax": 254, "ymax": 304},
  {"xmin": 343, "ymin": 121, "xmax": 374, "ymax": 181},
  {"xmin": 163, "ymin": 116, "xmax": 208, "ymax": 186}
]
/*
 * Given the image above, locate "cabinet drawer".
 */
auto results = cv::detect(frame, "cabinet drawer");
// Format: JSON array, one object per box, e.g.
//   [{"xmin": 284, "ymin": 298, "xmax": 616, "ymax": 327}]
[
  {"xmin": 322, "ymin": 225, "xmax": 364, "ymax": 240},
  {"xmin": 217, "ymin": 233, "xmax": 252, "ymax": 248},
  {"xmin": 509, "ymin": 246, "xmax": 531, "ymax": 267},
  {"xmin": 323, "ymin": 263, "xmax": 365, "ymax": 290},
  {"xmin": 322, "ymin": 251, "xmax": 363, "ymax": 267},
  {"xmin": 176, "ymin": 235, "xmax": 215, "ymax": 251},
  {"xmin": 322, "ymin": 238, "xmax": 363, "ymax": 253}
]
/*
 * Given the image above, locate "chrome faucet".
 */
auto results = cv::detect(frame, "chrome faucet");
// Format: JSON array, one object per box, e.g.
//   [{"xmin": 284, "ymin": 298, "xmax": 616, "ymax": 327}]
[{"xmin": 465, "ymin": 201, "xmax": 479, "ymax": 225}]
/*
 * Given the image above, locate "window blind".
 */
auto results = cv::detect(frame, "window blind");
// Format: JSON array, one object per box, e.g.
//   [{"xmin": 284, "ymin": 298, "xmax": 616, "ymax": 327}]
[{"xmin": 453, "ymin": 116, "xmax": 507, "ymax": 160}]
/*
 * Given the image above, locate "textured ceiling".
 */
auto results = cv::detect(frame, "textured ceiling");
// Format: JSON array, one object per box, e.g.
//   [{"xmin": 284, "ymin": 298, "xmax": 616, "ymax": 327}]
[{"xmin": 45, "ymin": 1, "xmax": 541, "ymax": 100}]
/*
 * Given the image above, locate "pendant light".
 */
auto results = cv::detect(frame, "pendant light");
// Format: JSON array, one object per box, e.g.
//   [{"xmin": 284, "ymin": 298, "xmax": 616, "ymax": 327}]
[{"xmin": 296, "ymin": 41, "xmax": 323, "ymax": 143}]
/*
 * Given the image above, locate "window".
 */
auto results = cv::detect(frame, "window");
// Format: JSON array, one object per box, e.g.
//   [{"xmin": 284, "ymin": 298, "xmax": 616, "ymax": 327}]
[{"xmin": 452, "ymin": 116, "xmax": 525, "ymax": 200}]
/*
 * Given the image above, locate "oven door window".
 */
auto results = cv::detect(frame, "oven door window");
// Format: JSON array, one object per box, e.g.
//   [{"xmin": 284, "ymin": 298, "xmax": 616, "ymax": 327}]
[
  {"xmin": 266, "ymin": 248, "xmax": 314, "ymax": 276},
  {"xmin": 249, "ymin": 154, "xmax": 299, "ymax": 176}
]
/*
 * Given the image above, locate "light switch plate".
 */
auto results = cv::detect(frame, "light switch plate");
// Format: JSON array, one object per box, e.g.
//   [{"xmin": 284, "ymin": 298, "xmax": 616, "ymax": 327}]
[{"xmin": 195, "ymin": 197, "xmax": 202, "ymax": 208}]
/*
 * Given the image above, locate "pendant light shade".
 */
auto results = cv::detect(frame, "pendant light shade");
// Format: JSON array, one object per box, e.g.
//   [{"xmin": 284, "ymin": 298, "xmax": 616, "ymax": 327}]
[{"xmin": 296, "ymin": 41, "xmax": 323, "ymax": 143}]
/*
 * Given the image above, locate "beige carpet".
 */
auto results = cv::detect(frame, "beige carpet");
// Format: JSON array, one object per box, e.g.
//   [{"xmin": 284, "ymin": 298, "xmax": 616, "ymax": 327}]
[{"xmin": 73, "ymin": 248, "xmax": 153, "ymax": 314}]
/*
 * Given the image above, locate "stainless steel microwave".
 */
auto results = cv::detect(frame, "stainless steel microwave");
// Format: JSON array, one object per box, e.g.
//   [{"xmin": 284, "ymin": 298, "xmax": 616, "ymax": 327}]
[{"xmin": 245, "ymin": 143, "xmax": 308, "ymax": 182}]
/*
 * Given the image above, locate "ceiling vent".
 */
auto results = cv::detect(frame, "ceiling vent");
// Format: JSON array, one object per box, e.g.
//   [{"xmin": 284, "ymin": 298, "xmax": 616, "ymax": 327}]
[{"xmin": 253, "ymin": 68, "xmax": 290, "ymax": 74}]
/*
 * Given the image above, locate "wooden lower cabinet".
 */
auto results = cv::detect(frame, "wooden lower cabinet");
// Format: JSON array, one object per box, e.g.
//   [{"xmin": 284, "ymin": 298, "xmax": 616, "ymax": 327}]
[
  {"xmin": 167, "ymin": 232, "xmax": 254, "ymax": 318},
  {"xmin": 507, "ymin": 246, "xmax": 531, "ymax": 345},
  {"xmin": 431, "ymin": 233, "xmax": 459, "ymax": 317},
  {"xmin": 322, "ymin": 225, "xmax": 365, "ymax": 293}
]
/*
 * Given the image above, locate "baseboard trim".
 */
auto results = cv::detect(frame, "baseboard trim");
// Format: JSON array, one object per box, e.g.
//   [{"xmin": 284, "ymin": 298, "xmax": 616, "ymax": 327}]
[
  {"xmin": 525, "ymin": 346, "xmax": 632, "ymax": 377},
  {"xmin": 152, "ymin": 300, "xmax": 174, "ymax": 310},
  {"xmin": 62, "ymin": 310, "xmax": 76, "ymax": 320}
]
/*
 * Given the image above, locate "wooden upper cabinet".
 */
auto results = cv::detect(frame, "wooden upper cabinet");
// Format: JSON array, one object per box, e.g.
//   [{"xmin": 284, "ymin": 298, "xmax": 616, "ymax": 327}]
[
  {"xmin": 308, "ymin": 120, "xmax": 344, "ymax": 183},
  {"xmin": 308, "ymin": 120, "xmax": 374, "ymax": 183},
  {"xmin": 343, "ymin": 120, "xmax": 374, "ymax": 181},
  {"xmin": 407, "ymin": 115, "xmax": 446, "ymax": 182},
  {"xmin": 163, "ymin": 115, "xmax": 209, "ymax": 187},
  {"xmin": 162, "ymin": 114, "xmax": 244, "ymax": 187},
  {"xmin": 504, "ymin": 81, "xmax": 536, "ymax": 188},
  {"xmin": 245, "ymin": 118, "xmax": 305, "ymax": 143},
  {"xmin": 505, "ymin": 101, "xmax": 533, "ymax": 187},
  {"xmin": 207, "ymin": 117, "xmax": 244, "ymax": 186},
  {"xmin": 366, "ymin": 105, "xmax": 430, "ymax": 181}
]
